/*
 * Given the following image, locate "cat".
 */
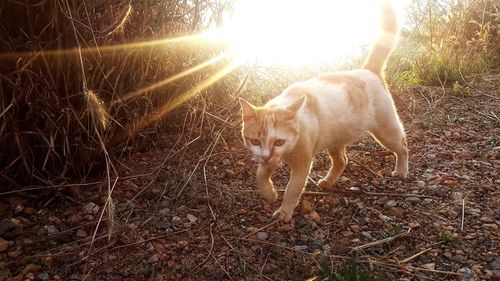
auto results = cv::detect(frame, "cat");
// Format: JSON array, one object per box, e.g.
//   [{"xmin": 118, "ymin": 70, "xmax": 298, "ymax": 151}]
[{"xmin": 239, "ymin": 2, "xmax": 408, "ymax": 223}]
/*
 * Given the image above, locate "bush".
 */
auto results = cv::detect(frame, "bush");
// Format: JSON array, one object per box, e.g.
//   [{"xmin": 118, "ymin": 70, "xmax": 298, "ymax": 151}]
[{"xmin": 0, "ymin": 0, "xmax": 232, "ymax": 188}]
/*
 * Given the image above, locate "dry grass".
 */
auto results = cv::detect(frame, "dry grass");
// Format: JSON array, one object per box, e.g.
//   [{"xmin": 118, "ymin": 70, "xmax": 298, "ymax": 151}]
[{"xmin": 0, "ymin": 0, "xmax": 235, "ymax": 188}]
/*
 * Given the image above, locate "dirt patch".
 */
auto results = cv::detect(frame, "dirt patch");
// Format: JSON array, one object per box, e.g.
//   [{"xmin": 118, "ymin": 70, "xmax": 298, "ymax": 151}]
[{"xmin": 1, "ymin": 74, "xmax": 499, "ymax": 280}]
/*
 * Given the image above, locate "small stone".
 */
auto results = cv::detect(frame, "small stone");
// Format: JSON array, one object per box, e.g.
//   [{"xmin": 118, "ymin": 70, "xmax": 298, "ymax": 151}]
[
  {"xmin": 37, "ymin": 272, "xmax": 50, "ymax": 281},
  {"xmin": 388, "ymin": 207, "xmax": 404, "ymax": 217},
  {"xmin": 293, "ymin": 245, "xmax": 308, "ymax": 251},
  {"xmin": 340, "ymin": 176, "xmax": 350, "ymax": 182},
  {"xmin": 46, "ymin": 225, "xmax": 59, "ymax": 236},
  {"xmin": 0, "ymin": 220, "xmax": 15, "ymax": 236},
  {"xmin": 172, "ymin": 216, "xmax": 182, "ymax": 223},
  {"xmin": 159, "ymin": 208, "xmax": 169, "ymax": 216},
  {"xmin": 454, "ymin": 255, "xmax": 467, "ymax": 263},
  {"xmin": 42, "ymin": 256, "xmax": 54, "ymax": 267},
  {"xmin": 84, "ymin": 202, "xmax": 99, "ymax": 215},
  {"xmin": 409, "ymin": 222, "xmax": 421, "ymax": 228},
  {"xmin": 490, "ymin": 259, "xmax": 500, "ymax": 270},
  {"xmin": 0, "ymin": 238, "xmax": 9, "ymax": 252},
  {"xmin": 222, "ymin": 159, "xmax": 231, "ymax": 165},
  {"xmin": 361, "ymin": 231, "xmax": 373, "ymax": 240},
  {"xmin": 416, "ymin": 181, "xmax": 426, "ymax": 188},
  {"xmin": 458, "ymin": 267, "xmax": 476, "ymax": 281},
  {"xmin": 7, "ymin": 250, "xmax": 21, "ymax": 258},
  {"xmin": 256, "ymin": 232, "xmax": 268, "ymax": 240},
  {"xmin": 187, "ymin": 214, "xmax": 198, "ymax": 223},
  {"xmin": 341, "ymin": 230, "xmax": 353, "ymax": 237},
  {"xmin": 480, "ymin": 216, "xmax": 494, "ymax": 223},
  {"xmin": 376, "ymin": 196, "xmax": 389, "ymax": 205},
  {"xmin": 421, "ymin": 263, "xmax": 435, "ymax": 270},
  {"xmin": 67, "ymin": 214, "xmax": 82, "ymax": 226},
  {"xmin": 24, "ymin": 207, "xmax": 36, "ymax": 215},
  {"xmin": 309, "ymin": 211, "xmax": 320, "ymax": 222},
  {"xmin": 349, "ymin": 186, "xmax": 360, "ymax": 191},
  {"xmin": 300, "ymin": 199, "xmax": 315, "ymax": 215},
  {"xmin": 76, "ymin": 229, "xmax": 87, "ymax": 238},
  {"xmin": 148, "ymin": 254, "xmax": 159, "ymax": 263},
  {"xmin": 385, "ymin": 200, "xmax": 398, "ymax": 207},
  {"xmin": 127, "ymin": 223, "xmax": 138, "ymax": 230},
  {"xmin": 224, "ymin": 169, "xmax": 236, "ymax": 178},
  {"xmin": 350, "ymin": 225, "xmax": 361, "ymax": 233},
  {"xmin": 405, "ymin": 197, "xmax": 422, "ymax": 203}
]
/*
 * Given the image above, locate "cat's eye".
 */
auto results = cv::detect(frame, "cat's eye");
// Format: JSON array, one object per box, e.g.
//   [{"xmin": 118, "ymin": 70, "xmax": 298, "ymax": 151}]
[
  {"xmin": 250, "ymin": 139, "xmax": 261, "ymax": 146},
  {"xmin": 274, "ymin": 139, "xmax": 286, "ymax": 146}
]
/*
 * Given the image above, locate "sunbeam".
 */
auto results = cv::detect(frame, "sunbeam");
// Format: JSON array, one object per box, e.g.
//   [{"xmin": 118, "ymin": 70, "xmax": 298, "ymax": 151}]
[
  {"xmin": 119, "ymin": 53, "xmax": 228, "ymax": 103},
  {"xmin": 127, "ymin": 61, "xmax": 240, "ymax": 136},
  {"xmin": 0, "ymin": 33, "xmax": 208, "ymax": 60}
]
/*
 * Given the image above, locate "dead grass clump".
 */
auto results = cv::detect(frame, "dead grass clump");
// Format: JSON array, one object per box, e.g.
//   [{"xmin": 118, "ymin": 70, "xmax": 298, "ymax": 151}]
[
  {"xmin": 0, "ymin": 0, "xmax": 232, "ymax": 188},
  {"xmin": 388, "ymin": 0, "xmax": 499, "ymax": 89}
]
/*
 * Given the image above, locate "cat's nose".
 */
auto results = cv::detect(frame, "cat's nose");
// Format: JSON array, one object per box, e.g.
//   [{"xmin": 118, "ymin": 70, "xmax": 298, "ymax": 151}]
[{"xmin": 261, "ymin": 155, "xmax": 272, "ymax": 162}]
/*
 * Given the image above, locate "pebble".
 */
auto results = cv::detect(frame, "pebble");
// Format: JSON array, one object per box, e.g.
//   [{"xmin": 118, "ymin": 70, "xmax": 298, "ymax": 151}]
[
  {"xmin": 0, "ymin": 220, "xmax": 15, "ymax": 237},
  {"xmin": 172, "ymin": 216, "xmax": 182, "ymax": 223},
  {"xmin": 388, "ymin": 207, "xmax": 404, "ymax": 217},
  {"xmin": 293, "ymin": 245, "xmax": 308, "ymax": 251},
  {"xmin": 148, "ymin": 254, "xmax": 159, "ymax": 263},
  {"xmin": 224, "ymin": 169, "xmax": 236, "ymax": 178},
  {"xmin": 350, "ymin": 225, "xmax": 361, "ymax": 233},
  {"xmin": 8, "ymin": 250, "xmax": 21, "ymax": 258},
  {"xmin": 67, "ymin": 214, "xmax": 82, "ymax": 226},
  {"xmin": 84, "ymin": 202, "xmax": 99, "ymax": 215},
  {"xmin": 386, "ymin": 200, "xmax": 398, "ymax": 207},
  {"xmin": 76, "ymin": 229, "xmax": 87, "ymax": 238},
  {"xmin": 416, "ymin": 181, "xmax": 426, "ymax": 188},
  {"xmin": 341, "ymin": 230, "xmax": 353, "ymax": 237},
  {"xmin": 490, "ymin": 259, "xmax": 500, "ymax": 270},
  {"xmin": 159, "ymin": 208, "xmax": 169, "ymax": 216},
  {"xmin": 46, "ymin": 225, "xmax": 59, "ymax": 236},
  {"xmin": 256, "ymin": 232, "xmax": 268, "ymax": 240},
  {"xmin": 376, "ymin": 196, "xmax": 389, "ymax": 205},
  {"xmin": 222, "ymin": 159, "xmax": 231, "ymax": 165},
  {"xmin": 187, "ymin": 214, "xmax": 198, "ymax": 223},
  {"xmin": 421, "ymin": 263, "xmax": 435, "ymax": 270},
  {"xmin": 0, "ymin": 238, "xmax": 9, "ymax": 252},
  {"xmin": 458, "ymin": 267, "xmax": 476, "ymax": 281},
  {"xmin": 480, "ymin": 216, "xmax": 494, "ymax": 223},
  {"xmin": 309, "ymin": 211, "xmax": 320, "ymax": 222},
  {"xmin": 37, "ymin": 272, "xmax": 50, "ymax": 280},
  {"xmin": 300, "ymin": 199, "xmax": 315, "ymax": 215},
  {"xmin": 405, "ymin": 197, "xmax": 422, "ymax": 203},
  {"xmin": 361, "ymin": 231, "xmax": 373, "ymax": 240}
]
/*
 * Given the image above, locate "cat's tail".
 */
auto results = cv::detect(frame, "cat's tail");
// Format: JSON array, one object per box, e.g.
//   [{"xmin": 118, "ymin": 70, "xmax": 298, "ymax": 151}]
[{"xmin": 362, "ymin": 1, "xmax": 398, "ymax": 76}]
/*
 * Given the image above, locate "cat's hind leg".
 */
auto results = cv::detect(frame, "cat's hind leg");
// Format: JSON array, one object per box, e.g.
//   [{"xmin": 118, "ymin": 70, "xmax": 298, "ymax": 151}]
[
  {"xmin": 257, "ymin": 163, "xmax": 279, "ymax": 202},
  {"xmin": 371, "ymin": 123, "xmax": 408, "ymax": 178},
  {"xmin": 318, "ymin": 146, "xmax": 347, "ymax": 188}
]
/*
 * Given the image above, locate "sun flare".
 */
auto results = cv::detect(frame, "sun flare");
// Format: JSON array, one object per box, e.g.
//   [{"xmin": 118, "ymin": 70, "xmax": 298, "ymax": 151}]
[{"xmin": 215, "ymin": 0, "xmax": 406, "ymax": 66}]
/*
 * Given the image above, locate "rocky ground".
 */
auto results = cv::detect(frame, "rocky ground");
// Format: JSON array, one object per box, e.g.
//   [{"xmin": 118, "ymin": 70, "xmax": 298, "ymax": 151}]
[{"xmin": 1, "ymin": 73, "xmax": 499, "ymax": 281}]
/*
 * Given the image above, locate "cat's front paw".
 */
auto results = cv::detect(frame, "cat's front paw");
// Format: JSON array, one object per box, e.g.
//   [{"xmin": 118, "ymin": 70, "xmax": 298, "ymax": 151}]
[
  {"xmin": 272, "ymin": 208, "xmax": 294, "ymax": 223},
  {"xmin": 318, "ymin": 178, "xmax": 334, "ymax": 189},
  {"xmin": 261, "ymin": 189, "xmax": 278, "ymax": 203},
  {"xmin": 391, "ymin": 170, "xmax": 408, "ymax": 178}
]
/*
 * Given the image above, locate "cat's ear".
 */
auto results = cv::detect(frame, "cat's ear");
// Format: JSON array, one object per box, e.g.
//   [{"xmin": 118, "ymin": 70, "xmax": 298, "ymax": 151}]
[
  {"xmin": 239, "ymin": 98, "xmax": 257, "ymax": 122},
  {"xmin": 284, "ymin": 96, "xmax": 306, "ymax": 119}
]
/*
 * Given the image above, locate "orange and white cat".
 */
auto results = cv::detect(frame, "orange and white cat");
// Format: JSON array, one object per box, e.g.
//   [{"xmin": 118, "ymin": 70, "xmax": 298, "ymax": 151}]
[{"xmin": 239, "ymin": 3, "xmax": 408, "ymax": 223}]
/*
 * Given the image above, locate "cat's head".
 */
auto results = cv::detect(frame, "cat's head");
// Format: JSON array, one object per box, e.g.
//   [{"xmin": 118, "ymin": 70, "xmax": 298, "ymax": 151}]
[{"xmin": 239, "ymin": 96, "xmax": 305, "ymax": 165}]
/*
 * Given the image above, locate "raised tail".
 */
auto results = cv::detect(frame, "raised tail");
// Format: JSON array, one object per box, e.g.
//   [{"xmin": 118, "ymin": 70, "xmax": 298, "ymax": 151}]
[{"xmin": 362, "ymin": 2, "xmax": 398, "ymax": 76}]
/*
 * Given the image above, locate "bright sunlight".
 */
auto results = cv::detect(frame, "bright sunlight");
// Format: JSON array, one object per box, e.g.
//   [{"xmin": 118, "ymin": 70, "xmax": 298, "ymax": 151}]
[{"xmin": 215, "ymin": 0, "xmax": 408, "ymax": 66}]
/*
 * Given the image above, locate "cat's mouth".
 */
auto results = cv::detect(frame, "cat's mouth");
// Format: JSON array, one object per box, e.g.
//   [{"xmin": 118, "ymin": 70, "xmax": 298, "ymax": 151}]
[{"xmin": 255, "ymin": 156, "xmax": 281, "ymax": 165}]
